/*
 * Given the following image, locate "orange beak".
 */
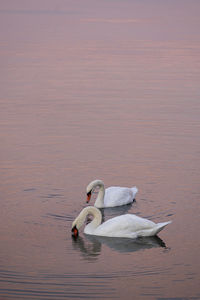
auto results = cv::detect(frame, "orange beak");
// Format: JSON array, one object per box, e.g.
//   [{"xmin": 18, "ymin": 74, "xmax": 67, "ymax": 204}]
[
  {"xmin": 86, "ymin": 191, "xmax": 92, "ymax": 203},
  {"xmin": 72, "ymin": 226, "xmax": 79, "ymax": 238}
]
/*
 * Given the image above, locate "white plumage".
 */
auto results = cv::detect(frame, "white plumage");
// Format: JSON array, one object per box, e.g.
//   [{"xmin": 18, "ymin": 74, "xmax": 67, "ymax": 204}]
[
  {"xmin": 72, "ymin": 206, "xmax": 172, "ymax": 239},
  {"xmin": 86, "ymin": 179, "xmax": 138, "ymax": 208}
]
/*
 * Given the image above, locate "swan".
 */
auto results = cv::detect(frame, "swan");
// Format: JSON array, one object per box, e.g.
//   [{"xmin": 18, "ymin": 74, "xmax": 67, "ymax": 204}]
[
  {"xmin": 71, "ymin": 206, "xmax": 172, "ymax": 239},
  {"xmin": 86, "ymin": 179, "xmax": 138, "ymax": 208}
]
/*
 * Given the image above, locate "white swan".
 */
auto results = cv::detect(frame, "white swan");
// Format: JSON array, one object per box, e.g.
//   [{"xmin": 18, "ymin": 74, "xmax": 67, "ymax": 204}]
[
  {"xmin": 72, "ymin": 206, "xmax": 172, "ymax": 238},
  {"xmin": 86, "ymin": 179, "xmax": 138, "ymax": 208}
]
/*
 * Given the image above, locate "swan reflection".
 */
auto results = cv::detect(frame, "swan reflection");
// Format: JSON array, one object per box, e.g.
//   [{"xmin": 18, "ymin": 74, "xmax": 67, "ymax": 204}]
[
  {"xmin": 86, "ymin": 203, "xmax": 134, "ymax": 224},
  {"xmin": 71, "ymin": 235, "xmax": 101, "ymax": 261},
  {"xmin": 100, "ymin": 202, "xmax": 134, "ymax": 219},
  {"xmin": 72, "ymin": 234, "xmax": 167, "ymax": 261}
]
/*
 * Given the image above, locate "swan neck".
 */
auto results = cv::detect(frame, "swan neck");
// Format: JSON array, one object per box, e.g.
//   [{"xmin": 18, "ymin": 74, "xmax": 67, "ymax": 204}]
[
  {"xmin": 84, "ymin": 207, "xmax": 102, "ymax": 231},
  {"xmin": 95, "ymin": 184, "xmax": 105, "ymax": 208},
  {"xmin": 73, "ymin": 207, "xmax": 102, "ymax": 233}
]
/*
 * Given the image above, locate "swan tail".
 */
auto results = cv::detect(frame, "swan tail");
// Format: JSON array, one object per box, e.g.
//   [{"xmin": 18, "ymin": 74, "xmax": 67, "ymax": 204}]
[
  {"xmin": 131, "ymin": 186, "xmax": 138, "ymax": 199},
  {"xmin": 154, "ymin": 221, "xmax": 172, "ymax": 235}
]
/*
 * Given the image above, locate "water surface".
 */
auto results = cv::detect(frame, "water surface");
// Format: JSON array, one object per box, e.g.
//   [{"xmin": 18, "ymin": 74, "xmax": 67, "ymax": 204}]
[{"xmin": 0, "ymin": 1, "xmax": 200, "ymax": 299}]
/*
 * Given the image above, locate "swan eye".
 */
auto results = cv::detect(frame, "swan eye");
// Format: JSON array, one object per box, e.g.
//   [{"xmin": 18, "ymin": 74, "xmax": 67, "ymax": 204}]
[
  {"xmin": 72, "ymin": 225, "xmax": 79, "ymax": 238},
  {"xmin": 86, "ymin": 191, "xmax": 92, "ymax": 203}
]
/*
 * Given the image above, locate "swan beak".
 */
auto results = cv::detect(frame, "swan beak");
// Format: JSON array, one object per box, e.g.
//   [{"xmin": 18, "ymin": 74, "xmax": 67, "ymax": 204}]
[
  {"xmin": 71, "ymin": 225, "xmax": 79, "ymax": 238},
  {"xmin": 86, "ymin": 191, "xmax": 92, "ymax": 203}
]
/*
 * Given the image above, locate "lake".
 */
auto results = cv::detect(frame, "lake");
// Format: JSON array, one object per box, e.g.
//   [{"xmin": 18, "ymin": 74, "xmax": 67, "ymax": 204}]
[{"xmin": 0, "ymin": 1, "xmax": 200, "ymax": 299}]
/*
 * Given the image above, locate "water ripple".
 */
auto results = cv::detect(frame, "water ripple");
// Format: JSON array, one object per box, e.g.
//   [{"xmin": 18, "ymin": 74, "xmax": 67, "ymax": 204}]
[
  {"xmin": 0, "ymin": 264, "xmax": 173, "ymax": 300},
  {"xmin": 0, "ymin": 269, "xmax": 115, "ymax": 299}
]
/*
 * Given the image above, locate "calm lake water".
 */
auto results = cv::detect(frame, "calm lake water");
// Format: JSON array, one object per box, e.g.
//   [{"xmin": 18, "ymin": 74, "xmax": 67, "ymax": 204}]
[{"xmin": 1, "ymin": 1, "xmax": 200, "ymax": 299}]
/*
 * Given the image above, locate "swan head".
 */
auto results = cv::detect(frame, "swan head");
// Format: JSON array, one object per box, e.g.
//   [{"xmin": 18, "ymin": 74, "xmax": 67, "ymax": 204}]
[
  {"xmin": 72, "ymin": 206, "xmax": 102, "ymax": 237},
  {"xmin": 86, "ymin": 190, "xmax": 92, "ymax": 203},
  {"xmin": 71, "ymin": 214, "xmax": 83, "ymax": 237},
  {"xmin": 71, "ymin": 225, "xmax": 79, "ymax": 238},
  {"xmin": 86, "ymin": 179, "xmax": 104, "ymax": 203},
  {"xmin": 71, "ymin": 206, "xmax": 93, "ymax": 237}
]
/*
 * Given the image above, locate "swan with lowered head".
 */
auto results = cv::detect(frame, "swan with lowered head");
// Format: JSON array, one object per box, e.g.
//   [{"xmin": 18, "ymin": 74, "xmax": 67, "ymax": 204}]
[
  {"xmin": 72, "ymin": 206, "xmax": 172, "ymax": 239},
  {"xmin": 86, "ymin": 179, "xmax": 138, "ymax": 208}
]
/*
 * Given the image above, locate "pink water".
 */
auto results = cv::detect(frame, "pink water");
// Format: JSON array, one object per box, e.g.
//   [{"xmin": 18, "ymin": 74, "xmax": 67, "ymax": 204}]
[{"xmin": 0, "ymin": 1, "xmax": 200, "ymax": 299}]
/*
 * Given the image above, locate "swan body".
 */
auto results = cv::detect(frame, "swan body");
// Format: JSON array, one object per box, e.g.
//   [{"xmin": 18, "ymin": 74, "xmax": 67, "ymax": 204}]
[
  {"xmin": 86, "ymin": 179, "xmax": 138, "ymax": 208},
  {"xmin": 72, "ymin": 206, "xmax": 172, "ymax": 239}
]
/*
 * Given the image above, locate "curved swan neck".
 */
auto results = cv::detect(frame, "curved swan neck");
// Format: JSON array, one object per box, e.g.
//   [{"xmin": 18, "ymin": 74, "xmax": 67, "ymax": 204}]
[
  {"xmin": 87, "ymin": 180, "xmax": 105, "ymax": 208},
  {"xmin": 73, "ymin": 206, "xmax": 102, "ymax": 231},
  {"xmin": 95, "ymin": 184, "xmax": 105, "ymax": 208},
  {"xmin": 87, "ymin": 180, "xmax": 104, "ymax": 192}
]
